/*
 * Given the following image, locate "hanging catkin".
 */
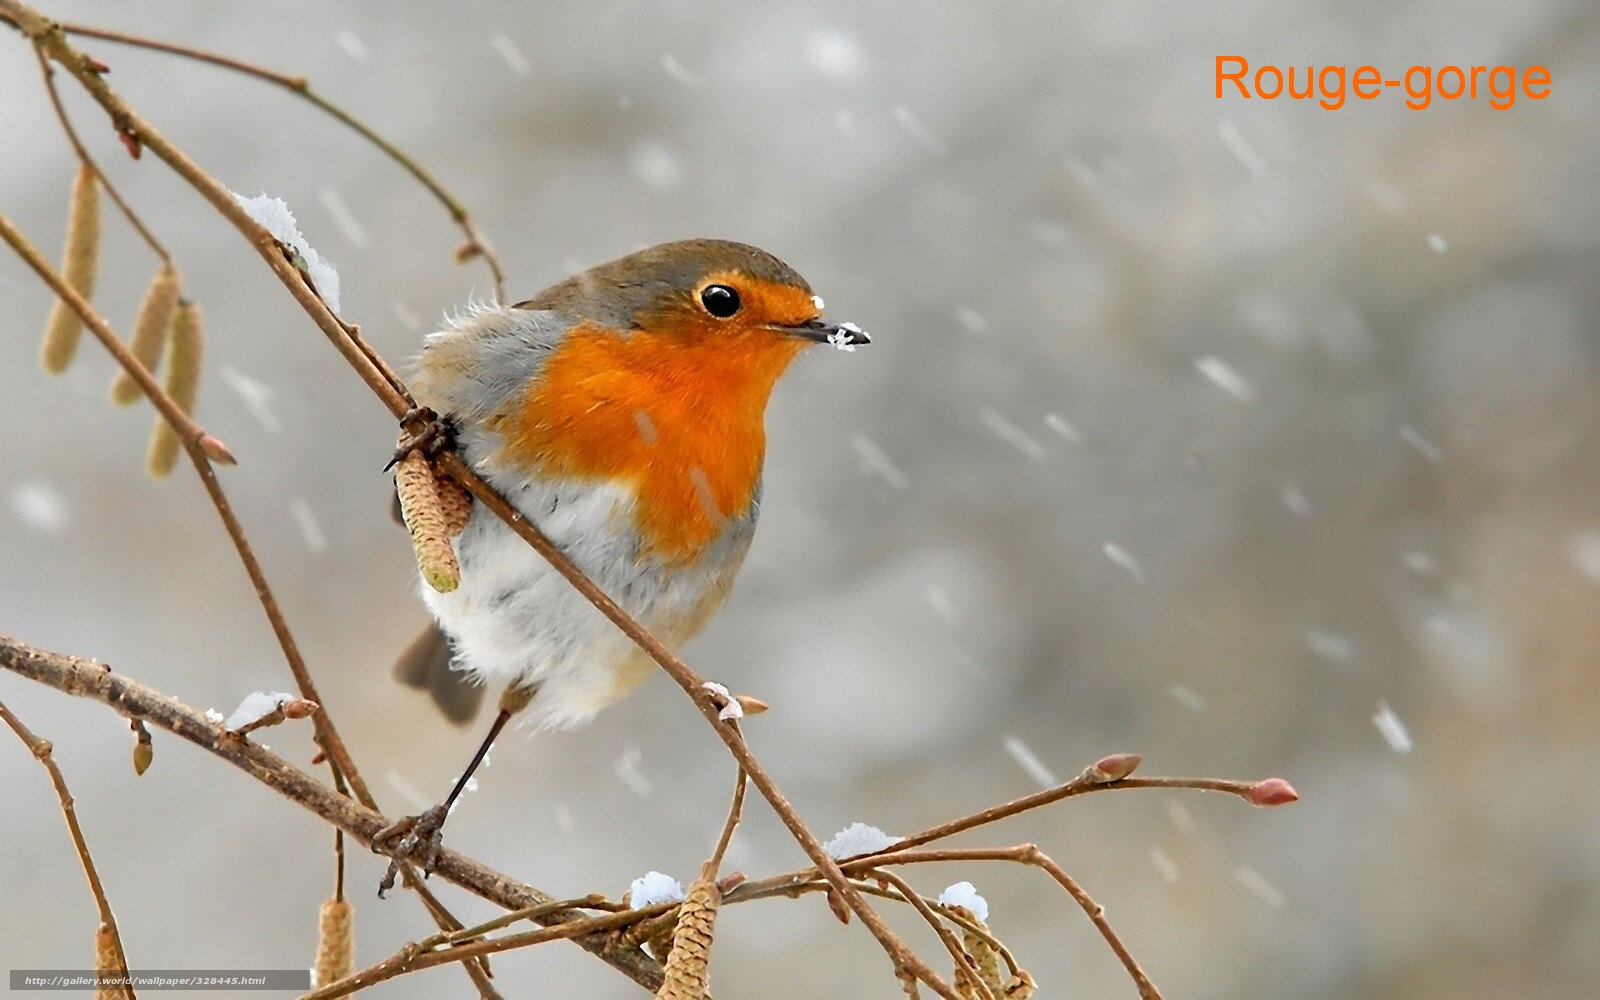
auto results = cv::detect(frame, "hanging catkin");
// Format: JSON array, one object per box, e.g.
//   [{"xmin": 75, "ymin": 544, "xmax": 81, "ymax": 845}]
[
  {"xmin": 312, "ymin": 897, "xmax": 354, "ymax": 987},
  {"xmin": 395, "ymin": 449, "xmax": 461, "ymax": 591},
  {"xmin": 656, "ymin": 872, "xmax": 719, "ymax": 1000},
  {"xmin": 145, "ymin": 301, "xmax": 204, "ymax": 477},
  {"xmin": 40, "ymin": 164, "xmax": 101, "ymax": 374},
  {"xmin": 92, "ymin": 922, "xmax": 130, "ymax": 1000},
  {"xmin": 111, "ymin": 263, "xmax": 180, "ymax": 404}
]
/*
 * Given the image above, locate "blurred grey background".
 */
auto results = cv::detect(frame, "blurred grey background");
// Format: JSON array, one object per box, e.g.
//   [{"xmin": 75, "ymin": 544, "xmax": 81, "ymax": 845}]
[{"xmin": 3, "ymin": 1, "xmax": 1599, "ymax": 996}]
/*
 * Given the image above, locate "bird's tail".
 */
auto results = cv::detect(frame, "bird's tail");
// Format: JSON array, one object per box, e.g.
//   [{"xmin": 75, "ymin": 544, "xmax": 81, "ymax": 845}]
[{"xmin": 392, "ymin": 622, "xmax": 486, "ymax": 725}]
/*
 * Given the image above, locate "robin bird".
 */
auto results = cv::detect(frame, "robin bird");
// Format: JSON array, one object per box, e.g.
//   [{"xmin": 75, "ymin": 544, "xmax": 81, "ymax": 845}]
[{"xmin": 374, "ymin": 238, "xmax": 868, "ymax": 884}]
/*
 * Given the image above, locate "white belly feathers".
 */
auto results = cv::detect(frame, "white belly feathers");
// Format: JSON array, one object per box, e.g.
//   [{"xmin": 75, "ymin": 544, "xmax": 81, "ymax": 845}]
[{"xmin": 419, "ymin": 447, "xmax": 747, "ymax": 730}]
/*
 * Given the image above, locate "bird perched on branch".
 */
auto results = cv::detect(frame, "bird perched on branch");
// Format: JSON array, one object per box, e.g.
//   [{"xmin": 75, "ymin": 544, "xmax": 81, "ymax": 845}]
[{"xmin": 376, "ymin": 239, "xmax": 868, "ymax": 883}]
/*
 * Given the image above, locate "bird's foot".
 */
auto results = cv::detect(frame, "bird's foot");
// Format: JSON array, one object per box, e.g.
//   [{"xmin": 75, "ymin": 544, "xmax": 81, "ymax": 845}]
[
  {"xmin": 387, "ymin": 408, "xmax": 458, "ymax": 470},
  {"xmin": 371, "ymin": 802, "xmax": 450, "ymax": 897}
]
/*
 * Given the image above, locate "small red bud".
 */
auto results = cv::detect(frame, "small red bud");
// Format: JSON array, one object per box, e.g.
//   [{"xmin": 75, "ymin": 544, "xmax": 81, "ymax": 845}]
[
  {"xmin": 1244, "ymin": 778, "xmax": 1299, "ymax": 807},
  {"xmin": 199, "ymin": 434, "xmax": 238, "ymax": 466},
  {"xmin": 716, "ymin": 871, "xmax": 746, "ymax": 893},
  {"xmin": 454, "ymin": 241, "xmax": 483, "ymax": 263},
  {"xmin": 1088, "ymin": 752, "xmax": 1142, "ymax": 783},
  {"xmin": 116, "ymin": 128, "xmax": 142, "ymax": 160},
  {"xmin": 310, "ymin": 750, "xmax": 327, "ymax": 765},
  {"xmin": 85, "ymin": 57, "xmax": 111, "ymax": 74}
]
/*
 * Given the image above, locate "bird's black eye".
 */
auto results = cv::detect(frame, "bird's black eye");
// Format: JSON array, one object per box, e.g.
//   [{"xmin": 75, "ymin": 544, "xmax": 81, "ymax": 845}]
[{"xmin": 700, "ymin": 284, "xmax": 741, "ymax": 318}]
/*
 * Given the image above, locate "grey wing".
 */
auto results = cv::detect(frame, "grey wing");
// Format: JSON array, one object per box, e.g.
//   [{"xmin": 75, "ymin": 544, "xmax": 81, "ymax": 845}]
[
  {"xmin": 393, "ymin": 621, "xmax": 485, "ymax": 724},
  {"xmin": 411, "ymin": 305, "xmax": 571, "ymax": 424}
]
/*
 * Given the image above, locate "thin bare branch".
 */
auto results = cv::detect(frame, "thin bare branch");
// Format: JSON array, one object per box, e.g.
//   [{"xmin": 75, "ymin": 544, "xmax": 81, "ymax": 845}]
[
  {"xmin": 0, "ymin": 700, "xmax": 137, "ymax": 999},
  {"xmin": 870, "ymin": 868, "xmax": 996, "ymax": 1000},
  {"xmin": 34, "ymin": 16, "xmax": 506, "ymax": 299},
  {"xmin": 302, "ymin": 903, "xmax": 675, "ymax": 1000},
  {"xmin": 32, "ymin": 45, "xmax": 168, "ymax": 262},
  {"xmin": 708, "ymin": 763, "xmax": 748, "ymax": 875}
]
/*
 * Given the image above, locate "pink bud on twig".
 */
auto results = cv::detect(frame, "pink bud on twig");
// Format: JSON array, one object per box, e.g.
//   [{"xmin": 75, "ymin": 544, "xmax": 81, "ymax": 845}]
[
  {"xmin": 1088, "ymin": 752, "xmax": 1142, "ymax": 783},
  {"xmin": 200, "ymin": 434, "xmax": 238, "ymax": 466},
  {"xmin": 1244, "ymin": 778, "xmax": 1299, "ymax": 807}
]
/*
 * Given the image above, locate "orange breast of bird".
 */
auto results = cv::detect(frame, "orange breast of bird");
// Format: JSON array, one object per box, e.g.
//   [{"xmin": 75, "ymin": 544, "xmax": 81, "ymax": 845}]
[{"xmin": 490, "ymin": 321, "xmax": 806, "ymax": 564}]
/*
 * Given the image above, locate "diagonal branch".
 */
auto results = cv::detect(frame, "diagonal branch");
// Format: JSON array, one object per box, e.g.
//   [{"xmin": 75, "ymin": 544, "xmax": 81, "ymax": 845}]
[{"xmin": 0, "ymin": 634, "xmax": 668, "ymax": 993}]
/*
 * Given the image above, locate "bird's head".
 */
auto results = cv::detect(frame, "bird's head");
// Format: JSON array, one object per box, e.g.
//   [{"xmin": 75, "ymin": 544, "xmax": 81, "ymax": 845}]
[{"xmin": 519, "ymin": 238, "xmax": 869, "ymax": 366}]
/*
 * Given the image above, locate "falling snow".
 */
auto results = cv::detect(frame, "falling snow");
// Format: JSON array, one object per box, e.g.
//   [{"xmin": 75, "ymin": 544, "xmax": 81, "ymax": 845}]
[
  {"xmin": 1403, "ymin": 550, "xmax": 1440, "ymax": 577},
  {"xmin": 489, "ymin": 33, "xmax": 533, "ymax": 77},
  {"xmin": 953, "ymin": 306, "xmax": 988, "ymax": 335},
  {"xmin": 925, "ymin": 585, "xmax": 957, "ymax": 624},
  {"xmin": 220, "ymin": 365, "xmax": 282, "ymax": 434},
  {"xmin": 1372, "ymin": 700, "xmax": 1414, "ymax": 753},
  {"xmin": 1304, "ymin": 629, "xmax": 1355, "ymax": 663},
  {"xmin": 629, "ymin": 140, "xmax": 684, "ymax": 192},
  {"xmin": 1101, "ymin": 541, "xmax": 1146, "ymax": 583},
  {"xmin": 1217, "ymin": 118, "xmax": 1267, "ymax": 177},
  {"xmin": 1167, "ymin": 684, "xmax": 1206, "ymax": 711},
  {"xmin": 10, "ymin": 480, "xmax": 70, "ymax": 535},
  {"xmin": 1427, "ymin": 233, "xmax": 1450, "ymax": 254},
  {"xmin": 318, "ymin": 187, "xmax": 370, "ymax": 249},
  {"xmin": 893, "ymin": 105, "xmax": 947, "ymax": 155},
  {"xmin": 289, "ymin": 498, "xmax": 328, "ymax": 554},
  {"xmin": 552, "ymin": 802, "xmax": 577, "ymax": 833},
  {"xmin": 1044, "ymin": 412, "xmax": 1083, "ymax": 445},
  {"xmin": 614, "ymin": 743, "xmax": 653, "ymax": 797},
  {"xmin": 1150, "ymin": 847, "xmax": 1178, "ymax": 883},
  {"xmin": 1397, "ymin": 424, "xmax": 1444, "ymax": 463},
  {"xmin": 1167, "ymin": 801, "xmax": 1195, "ymax": 834},
  {"xmin": 824, "ymin": 822, "xmax": 898, "ymax": 859},
  {"xmin": 978, "ymin": 408, "xmax": 1047, "ymax": 462},
  {"xmin": 1002, "ymin": 735, "xmax": 1058, "ymax": 788},
  {"xmin": 1193, "ymin": 356, "xmax": 1257, "ymax": 402},
  {"xmin": 659, "ymin": 54, "xmax": 701, "ymax": 88},
  {"xmin": 1279, "ymin": 483, "xmax": 1314, "ymax": 518},
  {"xmin": 849, "ymin": 433, "xmax": 909, "ymax": 490},
  {"xmin": 383, "ymin": 772, "xmax": 430, "ymax": 812},
  {"xmin": 1234, "ymin": 865, "xmax": 1287, "ymax": 908},
  {"xmin": 807, "ymin": 30, "xmax": 863, "ymax": 81},
  {"xmin": 333, "ymin": 29, "xmax": 368, "ymax": 63},
  {"xmin": 390, "ymin": 300, "xmax": 423, "ymax": 332}
]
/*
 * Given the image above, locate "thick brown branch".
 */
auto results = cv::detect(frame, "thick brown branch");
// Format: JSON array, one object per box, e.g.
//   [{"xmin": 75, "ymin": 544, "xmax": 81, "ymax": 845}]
[{"xmin": 0, "ymin": 635, "xmax": 666, "ymax": 993}]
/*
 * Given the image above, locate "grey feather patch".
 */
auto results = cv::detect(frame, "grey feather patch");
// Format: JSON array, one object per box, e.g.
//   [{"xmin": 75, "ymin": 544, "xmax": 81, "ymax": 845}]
[{"xmin": 413, "ymin": 304, "xmax": 572, "ymax": 425}]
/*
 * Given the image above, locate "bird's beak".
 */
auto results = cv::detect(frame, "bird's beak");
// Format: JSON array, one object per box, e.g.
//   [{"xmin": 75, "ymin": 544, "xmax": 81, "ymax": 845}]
[{"xmin": 773, "ymin": 319, "xmax": 872, "ymax": 350}]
